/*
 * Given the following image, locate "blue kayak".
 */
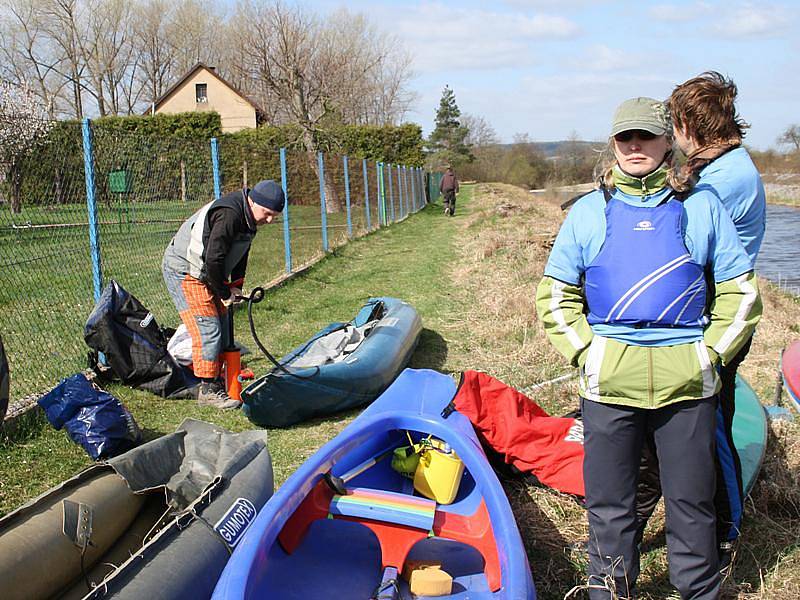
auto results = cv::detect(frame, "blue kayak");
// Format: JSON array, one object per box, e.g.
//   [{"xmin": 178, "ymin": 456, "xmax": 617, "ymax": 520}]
[
  {"xmin": 213, "ymin": 369, "xmax": 537, "ymax": 599},
  {"xmin": 242, "ymin": 297, "xmax": 422, "ymax": 428}
]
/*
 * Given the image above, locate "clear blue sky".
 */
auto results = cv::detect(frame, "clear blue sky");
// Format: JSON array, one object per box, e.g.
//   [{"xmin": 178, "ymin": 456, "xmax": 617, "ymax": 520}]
[{"xmin": 306, "ymin": 0, "xmax": 798, "ymax": 150}]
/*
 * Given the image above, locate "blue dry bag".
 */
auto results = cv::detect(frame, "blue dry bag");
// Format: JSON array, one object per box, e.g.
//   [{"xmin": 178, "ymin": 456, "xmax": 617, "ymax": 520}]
[{"xmin": 38, "ymin": 374, "xmax": 141, "ymax": 460}]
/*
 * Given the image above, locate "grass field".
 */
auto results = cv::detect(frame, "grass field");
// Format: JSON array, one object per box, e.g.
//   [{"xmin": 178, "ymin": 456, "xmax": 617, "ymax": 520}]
[
  {"xmin": 2, "ymin": 183, "xmax": 799, "ymax": 598},
  {"xmin": 0, "ymin": 190, "xmax": 406, "ymax": 404}
]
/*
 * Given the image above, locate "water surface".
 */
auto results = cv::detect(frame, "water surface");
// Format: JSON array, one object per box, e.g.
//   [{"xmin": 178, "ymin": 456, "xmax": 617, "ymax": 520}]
[{"xmin": 756, "ymin": 204, "xmax": 800, "ymax": 296}]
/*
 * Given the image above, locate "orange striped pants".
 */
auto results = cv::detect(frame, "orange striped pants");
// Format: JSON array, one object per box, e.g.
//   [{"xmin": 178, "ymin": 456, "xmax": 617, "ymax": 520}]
[{"xmin": 163, "ymin": 269, "xmax": 229, "ymax": 379}]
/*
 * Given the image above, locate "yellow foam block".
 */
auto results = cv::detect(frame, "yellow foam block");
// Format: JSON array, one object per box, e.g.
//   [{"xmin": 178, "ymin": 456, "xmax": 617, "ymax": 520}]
[
  {"xmin": 409, "ymin": 567, "xmax": 453, "ymax": 597},
  {"xmin": 401, "ymin": 560, "xmax": 442, "ymax": 582}
]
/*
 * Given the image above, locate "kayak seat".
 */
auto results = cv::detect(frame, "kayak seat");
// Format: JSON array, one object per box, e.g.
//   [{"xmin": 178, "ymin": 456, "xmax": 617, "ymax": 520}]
[{"xmin": 278, "ymin": 480, "xmax": 502, "ymax": 592}]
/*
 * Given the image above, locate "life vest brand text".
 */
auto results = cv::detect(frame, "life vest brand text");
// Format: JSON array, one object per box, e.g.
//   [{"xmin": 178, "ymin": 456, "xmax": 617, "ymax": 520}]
[
  {"xmin": 633, "ymin": 220, "xmax": 655, "ymax": 231},
  {"xmin": 213, "ymin": 497, "xmax": 257, "ymax": 547}
]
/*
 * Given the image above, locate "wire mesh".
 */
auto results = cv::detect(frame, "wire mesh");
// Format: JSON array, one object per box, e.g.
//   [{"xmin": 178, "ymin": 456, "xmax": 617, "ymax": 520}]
[
  {"xmin": 215, "ymin": 137, "xmax": 288, "ymax": 286},
  {"xmin": 91, "ymin": 127, "xmax": 216, "ymax": 325},
  {"xmin": 429, "ymin": 171, "xmax": 444, "ymax": 203},
  {"xmin": 282, "ymin": 148, "xmax": 324, "ymax": 270},
  {"xmin": 1, "ymin": 117, "xmax": 433, "ymax": 408},
  {"xmin": 382, "ymin": 163, "xmax": 395, "ymax": 224},
  {"xmin": 365, "ymin": 159, "xmax": 380, "ymax": 231},
  {"xmin": 321, "ymin": 152, "xmax": 350, "ymax": 250},
  {"xmin": 0, "ymin": 119, "xmax": 94, "ymax": 399},
  {"xmin": 346, "ymin": 156, "xmax": 367, "ymax": 237}
]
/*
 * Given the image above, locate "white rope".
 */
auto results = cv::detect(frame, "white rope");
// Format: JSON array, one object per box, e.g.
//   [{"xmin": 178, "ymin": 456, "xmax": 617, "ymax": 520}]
[{"xmin": 519, "ymin": 371, "xmax": 577, "ymax": 396}]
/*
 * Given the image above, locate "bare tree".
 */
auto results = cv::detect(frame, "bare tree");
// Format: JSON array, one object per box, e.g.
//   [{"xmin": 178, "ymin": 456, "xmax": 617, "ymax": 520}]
[
  {"xmin": 461, "ymin": 113, "xmax": 499, "ymax": 149},
  {"xmin": 0, "ymin": 0, "xmax": 69, "ymax": 116},
  {"xmin": 363, "ymin": 46, "xmax": 416, "ymax": 125},
  {"xmin": 100, "ymin": 0, "xmax": 138, "ymax": 114},
  {"xmin": 232, "ymin": 1, "xmax": 346, "ymax": 210},
  {"xmin": 168, "ymin": 0, "xmax": 224, "ymax": 77},
  {"xmin": 131, "ymin": 0, "xmax": 176, "ymax": 110},
  {"xmin": 2, "ymin": 0, "xmax": 416, "ymax": 129},
  {"xmin": 79, "ymin": 0, "xmax": 140, "ymax": 115},
  {"xmin": 231, "ymin": 4, "xmax": 416, "ymax": 155},
  {"xmin": 321, "ymin": 9, "xmax": 415, "ymax": 126},
  {"xmin": 458, "ymin": 113, "xmax": 501, "ymax": 182},
  {"xmin": 37, "ymin": 0, "xmax": 89, "ymax": 118},
  {"xmin": 778, "ymin": 124, "xmax": 800, "ymax": 152}
]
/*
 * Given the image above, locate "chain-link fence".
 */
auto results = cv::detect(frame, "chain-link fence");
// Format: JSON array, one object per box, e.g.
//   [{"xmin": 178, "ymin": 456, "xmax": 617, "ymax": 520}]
[{"xmin": 0, "ymin": 118, "xmax": 431, "ymax": 409}]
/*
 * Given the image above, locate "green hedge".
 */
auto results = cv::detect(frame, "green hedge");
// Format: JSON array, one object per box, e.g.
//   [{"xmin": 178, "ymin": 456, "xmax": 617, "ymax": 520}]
[
  {"xmin": 218, "ymin": 122, "xmax": 424, "ymax": 165},
  {"xmin": 320, "ymin": 123, "xmax": 425, "ymax": 165},
  {"xmin": 3, "ymin": 113, "xmax": 423, "ymax": 210},
  {"xmin": 90, "ymin": 112, "xmax": 223, "ymax": 138},
  {"xmin": 216, "ymin": 123, "xmax": 424, "ymax": 204}
]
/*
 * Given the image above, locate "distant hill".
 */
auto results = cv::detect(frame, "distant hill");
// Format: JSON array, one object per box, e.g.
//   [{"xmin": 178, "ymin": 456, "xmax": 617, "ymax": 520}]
[{"xmin": 492, "ymin": 139, "xmax": 603, "ymax": 158}]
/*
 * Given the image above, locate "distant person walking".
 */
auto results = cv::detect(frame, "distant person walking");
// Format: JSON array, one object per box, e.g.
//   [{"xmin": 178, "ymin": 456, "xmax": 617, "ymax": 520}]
[
  {"xmin": 635, "ymin": 71, "xmax": 767, "ymax": 573},
  {"xmin": 162, "ymin": 180, "xmax": 284, "ymax": 409},
  {"xmin": 440, "ymin": 166, "xmax": 459, "ymax": 216},
  {"xmin": 537, "ymin": 97, "xmax": 761, "ymax": 599}
]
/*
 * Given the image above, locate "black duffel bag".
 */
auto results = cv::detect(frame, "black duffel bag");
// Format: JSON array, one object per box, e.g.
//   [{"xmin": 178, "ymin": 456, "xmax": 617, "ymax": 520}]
[{"xmin": 84, "ymin": 280, "xmax": 199, "ymax": 399}]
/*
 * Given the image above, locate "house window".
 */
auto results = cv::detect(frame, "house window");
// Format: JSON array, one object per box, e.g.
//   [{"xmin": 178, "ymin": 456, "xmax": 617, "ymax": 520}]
[{"xmin": 196, "ymin": 83, "xmax": 208, "ymax": 103}]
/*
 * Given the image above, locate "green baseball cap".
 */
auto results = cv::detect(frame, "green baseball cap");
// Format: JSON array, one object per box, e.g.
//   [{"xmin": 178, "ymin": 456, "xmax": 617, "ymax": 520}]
[{"xmin": 610, "ymin": 97, "xmax": 669, "ymax": 136}]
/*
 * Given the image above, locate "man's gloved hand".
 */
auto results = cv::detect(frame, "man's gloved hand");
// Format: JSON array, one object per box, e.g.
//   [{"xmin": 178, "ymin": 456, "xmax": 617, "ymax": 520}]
[{"xmin": 221, "ymin": 287, "xmax": 243, "ymax": 308}]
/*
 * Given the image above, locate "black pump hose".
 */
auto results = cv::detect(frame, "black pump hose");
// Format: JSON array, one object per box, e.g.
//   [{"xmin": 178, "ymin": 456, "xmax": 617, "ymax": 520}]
[{"xmin": 245, "ymin": 287, "xmax": 319, "ymax": 380}]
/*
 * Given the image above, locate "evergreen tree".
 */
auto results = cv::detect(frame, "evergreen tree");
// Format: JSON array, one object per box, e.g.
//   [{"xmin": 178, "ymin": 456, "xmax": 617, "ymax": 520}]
[{"xmin": 427, "ymin": 86, "xmax": 473, "ymax": 169}]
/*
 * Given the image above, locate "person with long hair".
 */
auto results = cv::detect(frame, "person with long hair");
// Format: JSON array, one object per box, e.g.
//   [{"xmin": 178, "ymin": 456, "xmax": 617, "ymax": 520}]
[
  {"xmin": 536, "ymin": 97, "xmax": 761, "ymax": 599},
  {"xmin": 670, "ymin": 72, "xmax": 766, "ymax": 567},
  {"xmin": 634, "ymin": 73, "xmax": 766, "ymax": 578}
]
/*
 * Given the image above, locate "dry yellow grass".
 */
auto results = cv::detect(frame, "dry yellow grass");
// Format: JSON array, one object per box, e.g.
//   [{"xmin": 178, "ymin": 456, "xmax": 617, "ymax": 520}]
[{"xmin": 448, "ymin": 183, "xmax": 800, "ymax": 599}]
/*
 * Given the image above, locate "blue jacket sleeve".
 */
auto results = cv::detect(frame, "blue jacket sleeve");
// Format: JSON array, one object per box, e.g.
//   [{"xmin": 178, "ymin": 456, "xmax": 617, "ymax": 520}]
[
  {"xmin": 707, "ymin": 196, "xmax": 754, "ymax": 281},
  {"xmin": 543, "ymin": 207, "xmax": 585, "ymax": 285}
]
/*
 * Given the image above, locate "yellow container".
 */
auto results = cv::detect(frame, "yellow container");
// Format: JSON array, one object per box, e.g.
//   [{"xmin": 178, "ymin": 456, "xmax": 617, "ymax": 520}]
[{"xmin": 413, "ymin": 439, "xmax": 464, "ymax": 504}]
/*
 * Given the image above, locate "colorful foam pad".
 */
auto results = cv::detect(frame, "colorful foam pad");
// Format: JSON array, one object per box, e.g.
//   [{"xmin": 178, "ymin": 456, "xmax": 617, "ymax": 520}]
[{"xmin": 329, "ymin": 487, "xmax": 436, "ymax": 531}]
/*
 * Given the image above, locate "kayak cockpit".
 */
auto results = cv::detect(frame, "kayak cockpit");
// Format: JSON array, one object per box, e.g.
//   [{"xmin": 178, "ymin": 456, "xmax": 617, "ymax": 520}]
[
  {"xmin": 249, "ymin": 428, "xmax": 503, "ymax": 599},
  {"xmin": 258, "ymin": 520, "xmax": 495, "ymax": 599}
]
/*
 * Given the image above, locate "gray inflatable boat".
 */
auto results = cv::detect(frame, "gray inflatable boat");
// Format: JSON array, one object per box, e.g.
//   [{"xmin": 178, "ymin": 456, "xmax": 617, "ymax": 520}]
[{"xmin": 0, "ymin": 419, "xmax": 273, "ymax": 599}]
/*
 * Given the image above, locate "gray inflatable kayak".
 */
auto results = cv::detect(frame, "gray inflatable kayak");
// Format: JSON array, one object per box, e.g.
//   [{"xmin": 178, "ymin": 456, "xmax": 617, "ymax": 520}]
[{"xmin": 0, "ymin": 419, "xmax": 273, "ymax": 599}]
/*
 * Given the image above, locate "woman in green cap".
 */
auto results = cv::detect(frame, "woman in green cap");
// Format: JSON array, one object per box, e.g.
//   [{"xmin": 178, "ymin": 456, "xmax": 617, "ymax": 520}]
[{"xmin": 536, "ymin": 97, "xmax": 761, "ymax": 599}]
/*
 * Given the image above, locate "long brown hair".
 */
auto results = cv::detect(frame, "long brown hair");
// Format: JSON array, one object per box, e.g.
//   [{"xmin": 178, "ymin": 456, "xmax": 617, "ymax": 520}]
[{"xmin": 667, "ymin": 71, "xmax": 749, "ymax": 147}]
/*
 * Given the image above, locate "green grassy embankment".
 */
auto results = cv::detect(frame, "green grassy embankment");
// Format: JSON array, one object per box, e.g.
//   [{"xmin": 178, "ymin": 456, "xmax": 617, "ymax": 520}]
[
  {"xmin": 0, "ymin": 189, "xmax": 468, "ymax": 513},
  {"xmin": 0, "ymin": 199, "xmax": 373, "ymax": 400}
]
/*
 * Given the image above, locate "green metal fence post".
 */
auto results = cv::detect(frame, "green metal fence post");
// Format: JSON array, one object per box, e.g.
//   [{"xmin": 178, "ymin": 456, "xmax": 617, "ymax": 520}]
[
  {"xmin": 387, "ymin": 163, "xmax": 395, "ymax": 223},
  {"xmin": 376, "ymin": 162, "xmax": 382, "ymax": 226},
  {"xmin": 411, "ymin": 166, "xmax": 417, "ymax": 213},
  {"xmin": 376, "ymin": 161, "xmax": 385, "ymax": 226}
]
